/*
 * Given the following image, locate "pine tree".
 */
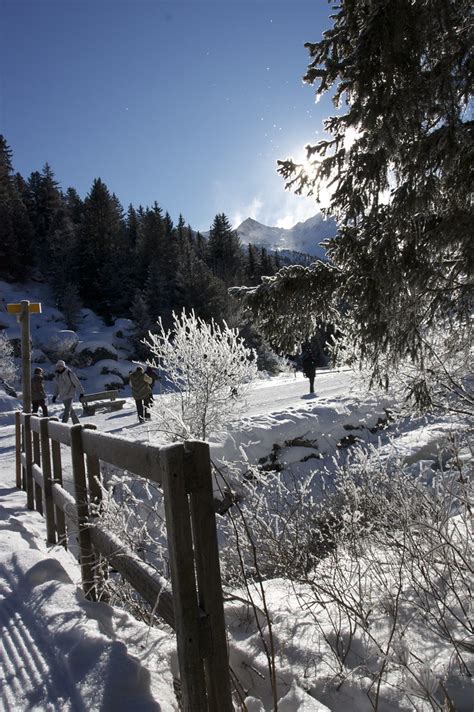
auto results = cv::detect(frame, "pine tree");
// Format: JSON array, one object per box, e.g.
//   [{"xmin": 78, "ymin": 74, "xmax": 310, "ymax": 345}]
[
  {"xmin": 235, "ymin": 0, "xmax": 473, "ymax": 395},
  {"xmin": 0, "ymin": 136, "xmax": 34, "ymax": 279},
  {"xmin": 130, "ymin": 290, "xmax": 153, "ymax": 358},
  {"xmin": 78, "ymin": 178, "xmax": 126, "ymax": 320},
  {"xmin": 175, "ymin": 241, "xmax": 229, "ymax": 323},
  {"xmin": 246, "ymin": 244, "xmax": 259, "ymax": 285},
  {"xmin": 134, "ymin": 203, "xmax": 164, "ymax": 288},
  {"xmin": 207, "ymin": 213, "xmax": 244, "ymax": 286},
  {"xmin": 46, "ymin": 206, "xmax": 79, "ymax": 306},
  {"xmin": 24, "ymin": 163, "xmax": 63, "ymax": 271},
  {"xmin": 59, "ymin": 283, "xmax": 83, "ymax": 330},
  {"xmin": 65, "ymin": 187, "xmax": 84, "ymax": 225}
]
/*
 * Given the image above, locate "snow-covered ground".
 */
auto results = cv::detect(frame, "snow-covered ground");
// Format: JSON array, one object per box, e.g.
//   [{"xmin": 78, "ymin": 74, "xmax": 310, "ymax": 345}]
[
  {"xmin": 0, "ymin": 369, "xmax": 472, "ymax": 710},
  {"xmin": 0, "ymin": 281, "xmax": 472, "ymax": 710}
]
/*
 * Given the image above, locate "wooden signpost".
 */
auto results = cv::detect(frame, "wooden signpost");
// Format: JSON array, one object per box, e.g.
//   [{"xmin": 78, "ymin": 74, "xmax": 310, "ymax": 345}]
[{"xmin": 6, "ymin": 300, "xmax": 42, "ymax": 413}]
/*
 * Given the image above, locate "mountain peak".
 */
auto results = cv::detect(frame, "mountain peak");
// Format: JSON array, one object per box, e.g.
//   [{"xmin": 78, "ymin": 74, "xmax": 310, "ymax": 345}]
[{"xmin": 235, "ymin": 212, "xmax": 336, "ymax": 259}]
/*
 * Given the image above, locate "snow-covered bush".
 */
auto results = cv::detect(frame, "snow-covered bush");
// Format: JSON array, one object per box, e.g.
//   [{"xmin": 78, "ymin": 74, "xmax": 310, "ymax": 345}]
[
  {"xmin": 0, "ymin": 331, "xmax": 17, "ymax": 385},
  {"xmin": 329, "ymin": 315, "xmax": 473, "ymax": 416},
  {"xmin": 144, "ymin": 309, "xmax": 258, "ymax": 441},
  {"xmin": 93, "ymin": 466, "xmax": 169, "ymax": 621},
  {"xmin": 217, "ymin": 434, "xmax": 473, "ymax": 710}
]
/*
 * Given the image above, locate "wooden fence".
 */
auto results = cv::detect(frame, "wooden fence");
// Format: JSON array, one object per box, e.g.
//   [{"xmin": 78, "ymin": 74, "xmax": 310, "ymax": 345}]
[{"xmin": 15, "ymin": 412, "xmax": 233, "ymax": 712}]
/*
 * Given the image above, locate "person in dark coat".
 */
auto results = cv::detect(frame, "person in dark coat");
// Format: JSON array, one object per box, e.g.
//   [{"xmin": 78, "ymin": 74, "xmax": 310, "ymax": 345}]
[
  {"xmin": 144, "ymin": 365, "xmax": 160, "ymax": 406},
  {"xmin": 129, "ymin": 366, "xmax": 152, "ymax": 422},
  {"xmin": 31, "ymin": 367, "xmax": 48, "ymax": 416},
  {"xmin": 302, "ymin": 349, "xmax": 317, "ymax": 394}
]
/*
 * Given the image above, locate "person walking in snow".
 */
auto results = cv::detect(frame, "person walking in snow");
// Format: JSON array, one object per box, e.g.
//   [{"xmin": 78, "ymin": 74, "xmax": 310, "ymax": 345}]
[
  {"xmin": 144, "ymin": 365, "xmax": 160, "ymax": 406},
  {"xmin": 52, "ymin": 360, "xmax": 84, "ymax": 424},
  {"xmin": 302, "ymin": 348, "xmax": 317, "ymax": 394},
  {"xmin": 129, "ymin": 366, "xmax": 152, "ymax": 423},
  {"xmin": 31, "ymin": 367, "xmax": 48, "ymax": 416}
]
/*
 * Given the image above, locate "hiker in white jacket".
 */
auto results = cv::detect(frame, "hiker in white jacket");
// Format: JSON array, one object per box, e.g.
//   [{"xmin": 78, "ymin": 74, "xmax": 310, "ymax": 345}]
[{"xmin": 52, "ymin": 360, "xmax": 85, "ymax": 424}]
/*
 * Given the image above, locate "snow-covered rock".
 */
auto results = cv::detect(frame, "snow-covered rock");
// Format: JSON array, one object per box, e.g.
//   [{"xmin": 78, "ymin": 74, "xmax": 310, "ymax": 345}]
[
  {"xmin": 31, "ymin": 347, "xmax": 49, "ymax": 364},
  {"xmin": 74, "ymin": 340, "xmax": 119, "ymax": 367},
  {"xmin": 36, "ymin": 328, "xmax": 79, "ymax": 360},
  {"xmin": 113, "ymin": 318, "xmax": 134, "ymax": 336},
  {"xmin": 0, "ymin": 389, "xmax": 20, "ymax": 424}
]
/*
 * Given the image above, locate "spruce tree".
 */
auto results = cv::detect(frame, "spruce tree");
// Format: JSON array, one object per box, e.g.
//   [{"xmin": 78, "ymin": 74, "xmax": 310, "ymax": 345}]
[
  {"xmin": 24, "ymin": 164, "xmax": 63, "ymax": 271},
  {"xmin": 175, "ymin": 240, "xmax": 229, "ymax": 323},
  {"xmin": 65, "ymin": 187, "xmax": 84, "ymax": 225},
  {"xmin": 234, "ymin": 0, "xmax": 473, "ymax": 397},
  {"xmin": 134, "ymin": 203, "xmax": 164, "ymax": 288},
  {"xmin": 78, "ymin": 178, "xmax": 125, "ymax": 320},
  {"xmin": 0, "ymin": 136, "xmax": 34, "ymax": 279},
  {"xmin": 130, "ymin": 290, "xmax": 153, "ymax": 357},
  {"xmin": 207, "ymin": 213, "xmax": 244, "ymax": 286}
]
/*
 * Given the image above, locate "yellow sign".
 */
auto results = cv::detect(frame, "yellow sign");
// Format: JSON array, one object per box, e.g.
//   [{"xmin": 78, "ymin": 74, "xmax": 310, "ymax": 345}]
[{"xmin": 6, "ymin": 302, "xmax": 42, "ymax": 314}]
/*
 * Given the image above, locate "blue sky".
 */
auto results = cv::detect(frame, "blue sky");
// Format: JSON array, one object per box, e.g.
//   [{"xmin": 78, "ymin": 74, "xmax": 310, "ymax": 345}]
[{"xmin": 1, "ymin": 0, "xmax": 334, "ymax": 232}]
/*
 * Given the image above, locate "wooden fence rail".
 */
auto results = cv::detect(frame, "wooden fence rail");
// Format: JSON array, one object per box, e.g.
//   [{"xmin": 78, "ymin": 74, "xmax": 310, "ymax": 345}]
[{"xmin": 14, "ymin": 411, "xmax": 232, "ymax": 712}]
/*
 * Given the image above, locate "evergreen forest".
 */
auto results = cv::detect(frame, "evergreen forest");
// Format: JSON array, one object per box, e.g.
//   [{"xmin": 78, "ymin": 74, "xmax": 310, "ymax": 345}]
[{"xmin": 0, "ymin": 136, "xmax": 283, "ymax": 347}]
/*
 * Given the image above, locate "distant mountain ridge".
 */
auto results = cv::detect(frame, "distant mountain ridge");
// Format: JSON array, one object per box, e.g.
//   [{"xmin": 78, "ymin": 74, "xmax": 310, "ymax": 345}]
[{"xmin": 234, "ymin": 213, "xmax": 337, "ymax": 261}]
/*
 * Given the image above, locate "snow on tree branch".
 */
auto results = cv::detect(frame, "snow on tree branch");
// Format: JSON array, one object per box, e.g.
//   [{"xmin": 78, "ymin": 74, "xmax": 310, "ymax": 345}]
[{"xmin": 144, "ymin": 309, "xmax": 257, "ymax": 441}]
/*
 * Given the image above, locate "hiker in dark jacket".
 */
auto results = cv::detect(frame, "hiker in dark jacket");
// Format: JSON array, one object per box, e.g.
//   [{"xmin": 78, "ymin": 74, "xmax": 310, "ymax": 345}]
[
  {"xmin": 31, "ymin": 367, "xmax": 48, "ymax": 416},
  {"xmin": 144, "ymin": 365, "xmax": 160, "ymax": 406},
  {"xmin": 302, "ymin": 349, "xmax": 317, "ymax": 394},
  {"xmin": 129, "ymin": 366, "xmax": 152, "ymax": 422},
  {"xmin": 52, "ymin": 360, "xmax": 84, "ymax": 424}
]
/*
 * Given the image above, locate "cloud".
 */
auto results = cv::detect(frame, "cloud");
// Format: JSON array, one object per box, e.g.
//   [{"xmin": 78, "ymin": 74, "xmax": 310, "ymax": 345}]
[{"xmin": 231, "ymin": 196, "xmax": 264, "ymax": 228}]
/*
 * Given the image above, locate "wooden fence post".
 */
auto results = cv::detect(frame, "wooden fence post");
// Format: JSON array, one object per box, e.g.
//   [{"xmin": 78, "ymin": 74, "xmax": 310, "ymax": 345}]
[
  {"xmin": 161, "ymin": 444, "xmax": 208, "ymax": 711},
  {"xmin": 20, "ymin": 415, "xmax": 26, "ymax": 491},
  {"xmin": 83, "ymin": 424, "xmax": 102, "ymax": 509},
  {"xmin": 186, "ymin": 441, "xmax": 233, "ymax": 712},
  {"xmin": 40, "ymin": 418, "xmax": 56, "ymax": 544},
  {"xmin": 83, "ymin": 424, "xmax": 108, "ymax": 596},
  {"xmin": 24, "ymin": 414, "xmax": 34, "ymax": 510},
  {"xmin": 70, "ymin": 424, "xmax": 97, "ymax": 601},
  {"xmin": 51, "ymin": 433, "xmax": 67, "ymax": 548},
  {"xmin": 32, "ymin": 421, "xmax": 43, "ymax": 515},
  {"xmin": 15, "ymin": 411, "xmax": 21, "ymax": 488}
]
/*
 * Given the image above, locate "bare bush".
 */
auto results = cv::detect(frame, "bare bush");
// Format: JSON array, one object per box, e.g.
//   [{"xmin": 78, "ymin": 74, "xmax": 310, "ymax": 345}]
[{"xmin": 217, "ymin": 433, "xmax": 473, "ymax": 710}]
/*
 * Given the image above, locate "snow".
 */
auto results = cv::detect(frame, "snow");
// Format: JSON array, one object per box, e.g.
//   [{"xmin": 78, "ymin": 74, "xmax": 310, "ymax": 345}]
[
  {"xmin": 75, "ymin": 340, "xmax": 119, "ymax": 355},
  {"xmin": 0, "ymin": 279, "xmax": 134, "ymax": 395},
  {"xmin": 0, "ymin": 426, "xmax": 178, "ymax": 710},
  {"xmin": 233, "ymin": 213, "xmax": 337, "ymax": 260},
  {"xmin": 1, "ymin": 369, "xmax": 471, "ymax": 709},
  {"xmin": 0, "ymin": 282, "xmax": 472, "ymax": 710}
]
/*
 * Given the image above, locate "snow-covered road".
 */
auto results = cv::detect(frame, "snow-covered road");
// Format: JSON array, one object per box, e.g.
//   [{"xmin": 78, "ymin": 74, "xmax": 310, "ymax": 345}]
[{"xmin": 243, "ymin": 369, "xmax": 352, "ymax": 416}]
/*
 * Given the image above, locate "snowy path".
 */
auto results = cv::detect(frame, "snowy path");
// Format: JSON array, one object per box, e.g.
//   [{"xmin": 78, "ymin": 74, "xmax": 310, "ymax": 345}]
[
  {"xmin": 0, "ymin": 423, "xmax": 178, "ymax": 711},
  {"xmin": 243, "ymin": 368, "xmax": 352, "ymax": 415}
]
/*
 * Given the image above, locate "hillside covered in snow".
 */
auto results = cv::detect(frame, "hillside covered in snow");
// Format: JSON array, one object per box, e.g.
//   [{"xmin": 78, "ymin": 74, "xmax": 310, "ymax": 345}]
[{"xmin": 234, "ymin": 213, "xmax": 337, "ymax": 262}]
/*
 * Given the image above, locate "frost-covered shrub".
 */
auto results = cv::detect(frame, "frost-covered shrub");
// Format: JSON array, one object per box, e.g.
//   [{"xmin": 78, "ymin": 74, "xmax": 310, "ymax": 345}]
[
  {"xmin": 0, "ymin": 331, "xmax": 17, "ymax": 385},
  {"xmin": 93, "ymin": 465, "xmax": 169, "ymax": 621},
  {"xmin": 330, "ymin": 316, "xmax": 473, "ymax": 416},
  {"xmin": 144, "ymin": 309, "xmax": 258, "ymax": 441},
  {"xmin": 217, "ymin": 435, "xmax": 473, "ymax": 711}
]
